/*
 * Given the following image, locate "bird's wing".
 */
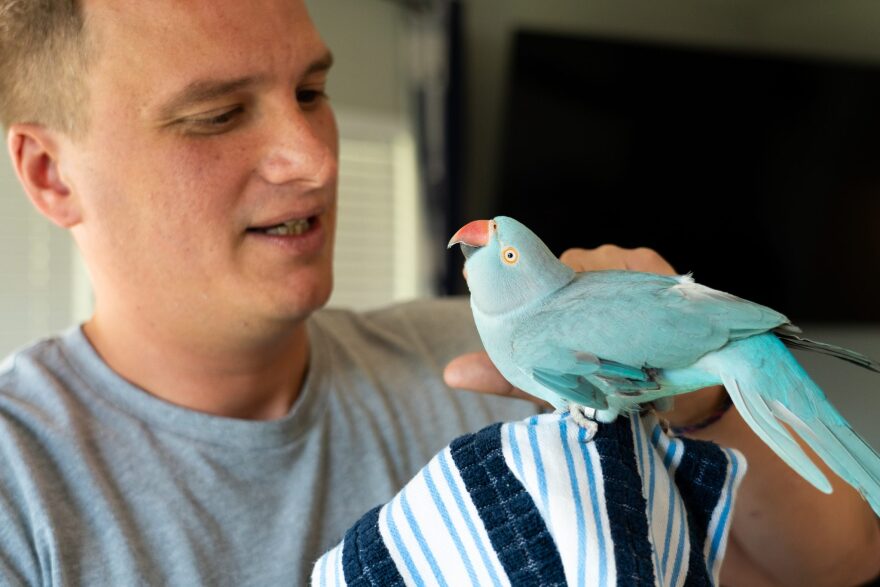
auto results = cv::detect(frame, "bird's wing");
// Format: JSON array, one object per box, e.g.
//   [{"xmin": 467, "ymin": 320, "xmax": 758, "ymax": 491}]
[
  {"xmin": 513, "ymin": 270, "xmax": 790, "ymax": 370},
  {"xmin": 527, "ymin": 350, "xmax": 661, "ymax": 409}
]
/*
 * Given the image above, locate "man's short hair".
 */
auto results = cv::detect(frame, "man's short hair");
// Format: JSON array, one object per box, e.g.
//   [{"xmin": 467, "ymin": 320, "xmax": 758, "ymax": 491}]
[{"xmin": 0, "ymin": 0, "xmax": 94, "ymax": 135}]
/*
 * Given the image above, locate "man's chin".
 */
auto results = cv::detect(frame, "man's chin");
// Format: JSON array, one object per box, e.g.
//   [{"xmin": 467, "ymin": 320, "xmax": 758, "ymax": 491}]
[{"xmin": 271, "ymin": 275, "xmax": 333, "ymax": 324}]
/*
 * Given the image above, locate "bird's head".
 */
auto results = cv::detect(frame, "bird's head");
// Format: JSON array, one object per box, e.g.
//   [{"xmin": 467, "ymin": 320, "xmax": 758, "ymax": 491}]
[{"xmin": 448, "ymin": 216, "xmax": 574, "ymax": 314}]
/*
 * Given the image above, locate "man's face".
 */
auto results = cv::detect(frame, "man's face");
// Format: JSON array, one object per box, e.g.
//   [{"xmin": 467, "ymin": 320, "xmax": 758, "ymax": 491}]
[{"xmin": 66, "ymin": 0, "xmax": 338, "ymax": 335}]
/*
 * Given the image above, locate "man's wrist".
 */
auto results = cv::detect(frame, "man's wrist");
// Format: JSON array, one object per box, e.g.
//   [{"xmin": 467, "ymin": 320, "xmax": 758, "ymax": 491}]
[
  {"xmin": 658, "ymin": 385, "xmax": 731, "ymax": 434},
  {"xmin": 669, "ymin": 393, "xmax": 733, "ymax": 436}
]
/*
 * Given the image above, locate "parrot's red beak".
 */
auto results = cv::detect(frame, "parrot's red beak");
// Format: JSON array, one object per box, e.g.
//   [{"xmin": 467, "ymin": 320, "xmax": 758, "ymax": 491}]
[{"xmin": 447, "ymin": 219, "xmax": 495, "ymax": 249}]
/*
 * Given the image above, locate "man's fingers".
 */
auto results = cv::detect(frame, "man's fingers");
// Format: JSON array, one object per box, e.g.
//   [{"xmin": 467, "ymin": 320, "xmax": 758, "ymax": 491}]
[
  {"xmin": 444, "ymin": 352, "xmax": 546, "ymax": 406},
  {"xmin": 559, "ymin": 245, "xmax": 676, "ymax": 276}
]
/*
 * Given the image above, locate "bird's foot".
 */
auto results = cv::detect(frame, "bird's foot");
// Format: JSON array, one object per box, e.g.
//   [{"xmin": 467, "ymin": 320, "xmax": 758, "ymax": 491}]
[{"xmin": 568, "ymin": 405, "xmax": 599, "ymax": 441}]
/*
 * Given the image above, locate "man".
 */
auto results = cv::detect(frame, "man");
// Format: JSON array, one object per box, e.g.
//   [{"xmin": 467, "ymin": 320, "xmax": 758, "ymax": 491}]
[{"xmin": 1, "ymin": 0, "xmax": 877, "ymax": 585}]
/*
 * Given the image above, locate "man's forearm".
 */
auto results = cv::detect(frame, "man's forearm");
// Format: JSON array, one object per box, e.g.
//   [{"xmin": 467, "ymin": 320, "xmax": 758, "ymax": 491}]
[{"xmin": 671, "ymin": 387, "xmax": 880, "ymax": 587}]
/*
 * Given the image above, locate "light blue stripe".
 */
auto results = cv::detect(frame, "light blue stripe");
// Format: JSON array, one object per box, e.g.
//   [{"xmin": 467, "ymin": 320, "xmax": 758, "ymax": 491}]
[
  {"xmin": 670, "ymin": 483, "xmax": 687, "ymax": 587},
  {"xmin": 661, "ymin": 431, "xmax": 677, "ymax": 469},
  {"xmin": 439, "ymin": 451, "xmax": 504, "ymax": 587},
  {"xmin": 708, "ymin": 448, "xmax": 739, "ymax": 571},
  {"xmin": 386, "ymin": 501, "xmax": 424, "ymax": 586},
  {"xmin": 424, "ymin": 464, "xmax": 480, "ymax": 586},
  {"xmin": 320, "ymin": 548, "xmax": 329, "ymax": 587},
  {"xmin": 528, "ymin": 416, "xmax": 549, "ymax": 515},
  {"xmin": 508, "ymin": 423, "xmax": 526, "ymax": 482},
  {"xmin": 559, "ymin": 420, "xmax": 587, "ymax": 587},
  {"xmin": 660, "ymin": 440, "xmax": 679, "ymax": 580},
  {"xmin": 401, "ymin": 490, "xmax": 449, "ymax": 587},
  {"xmin": 579, "ymin": 425, "xmax": 608, "ymax": 587},
  {"xmin": 332, "ymin": 544, "xmax": 342, "ymax": 587}
]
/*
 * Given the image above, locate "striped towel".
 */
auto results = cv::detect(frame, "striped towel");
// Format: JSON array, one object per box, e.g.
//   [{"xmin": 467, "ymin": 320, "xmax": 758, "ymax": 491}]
[{"xmin": 312, "ymin": 411, "xmax": 746, "ymax": 586}]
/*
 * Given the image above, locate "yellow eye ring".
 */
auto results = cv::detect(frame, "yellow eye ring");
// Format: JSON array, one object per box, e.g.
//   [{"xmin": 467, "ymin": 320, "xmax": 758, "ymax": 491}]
[{"xmin": 502, "ymin": 246, "xmax": 519, "ymax": 265}]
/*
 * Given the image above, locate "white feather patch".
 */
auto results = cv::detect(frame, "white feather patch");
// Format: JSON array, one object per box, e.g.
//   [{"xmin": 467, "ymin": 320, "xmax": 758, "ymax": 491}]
[
  {"xmin": 670, "ymin": 274, "xmax": 741, "ymax": 302},
  {"xmin": 675, "ymin": 272, "xmax": 695, "ymax": 285}
]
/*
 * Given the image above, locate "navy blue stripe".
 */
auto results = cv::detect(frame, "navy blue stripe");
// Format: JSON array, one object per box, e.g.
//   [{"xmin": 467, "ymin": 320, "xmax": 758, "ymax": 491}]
[
  {"xmin": 674, "ymin": 436, "xmax": 727, "ymax": 587},
  {"xmin": 593, "ymin": 416, "xmax": 656, "ymax": 587},
  {"xmin": 450, "ymin": 422, "xmax": 566, "ymax": 586},
  {"xmin": 342, "ymin": 505, "xmax": 405, "ymax": 587}
]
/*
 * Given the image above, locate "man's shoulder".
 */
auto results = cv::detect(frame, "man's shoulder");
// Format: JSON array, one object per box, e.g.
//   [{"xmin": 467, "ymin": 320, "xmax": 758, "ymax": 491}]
[
  {"xmin": 315, "ymin": 296, "xmax": 473, "ymax": 329},
  {"xmin": 362, "ymin": 296, "xmax": 476, "ymax": 336},
  {"xmin": 0, "ymin": 329, "xmax": 88, "ymax": 434},
  {"xmin": 0, "ymin": 332, "xmax": 70, "ymax": 395},
  {"xmin": 311, "ymin": 297, "xmax": 482, "ymax": 360}
]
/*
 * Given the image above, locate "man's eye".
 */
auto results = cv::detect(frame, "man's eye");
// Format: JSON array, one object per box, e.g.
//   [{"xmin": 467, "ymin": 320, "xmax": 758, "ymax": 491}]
[
  {"xmin": 185, "ymin": 106, "xmax": 244, "ymax": 132},
  {"xmin": 297, "ymin": 89, "xmax": 328, "ymax": 106}
]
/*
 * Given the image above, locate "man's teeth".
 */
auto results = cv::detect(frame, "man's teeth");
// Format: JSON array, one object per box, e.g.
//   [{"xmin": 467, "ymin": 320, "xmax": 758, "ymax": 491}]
[{"xmin": 263, "ymin": 218, "xmax": 311, "ymax": 236}]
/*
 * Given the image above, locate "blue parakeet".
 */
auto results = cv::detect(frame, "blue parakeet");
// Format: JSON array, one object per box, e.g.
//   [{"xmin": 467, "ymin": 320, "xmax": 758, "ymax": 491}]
[{"xmin": 448, "ymin": 215, "xmax": 880, "ymax": 516}]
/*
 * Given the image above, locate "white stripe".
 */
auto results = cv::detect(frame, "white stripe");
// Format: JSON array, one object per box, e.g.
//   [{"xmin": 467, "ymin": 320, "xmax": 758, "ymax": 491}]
[
  {"xmin": 333, "ymin": 540, "xmax": 344, "ymax": 587},
  {"xmin": 403, "ymin": 467, "xmax": 477, "ymax": 586},
  {"xmin": 309, "ymin": 550, "xmax": 325, "ymax": 586},
  {"xmin": 651, "ymin": 424, "xmax": 680, "ymax": 585},
  {"xmin": 537, "ymin": 418, "xmax": 582, "ymax": 585},
  {"xmin": 390, "ymin": 491, "xmax": 439, "ymax": 586},
  {"xmin": 704, "ymin": 447, "xmax": 747, "ymax": 585},
  {"xmin": 310, "ymin": 542, "xmax": 342, "ymax": 587},
  {"xmin": 509, "ymin": 417, "xmax": 545, "ymax": 519},
  {"xmin": 638, "ymin": 416, "xmax": 666, "ymax": 587},
  {"xmin": 378, "ymin": 503, "xmax": 421, "ymax": 586},
  {"xmin": 583, "ymin": 428, "xmax": 617, "ymax": 586},
  {"xmin": 660, "ymin": 434, "xmax": 686, "ymax": 586},
  {"xmin": 629, "ymin": 415, "xmax": 661, "ymax": 587},
  {"xmin": 435, "ymin": 449, "xmax": 511, "ymax": 586},
  {"xmin": 669, "ymin": 477, "xmax": 690, "ymax": 587}
]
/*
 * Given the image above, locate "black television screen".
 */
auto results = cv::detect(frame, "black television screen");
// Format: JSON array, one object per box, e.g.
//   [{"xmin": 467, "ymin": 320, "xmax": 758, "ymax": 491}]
[{"xmin": 496, "ymin": 30, "xmax": 880, "ymax": 322}]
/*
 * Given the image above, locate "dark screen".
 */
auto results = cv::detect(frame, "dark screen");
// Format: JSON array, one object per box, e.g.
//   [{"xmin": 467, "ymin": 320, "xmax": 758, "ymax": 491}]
[{"xmin": 496, "ymin": 31, "xmax": 880, "ymax": 322}]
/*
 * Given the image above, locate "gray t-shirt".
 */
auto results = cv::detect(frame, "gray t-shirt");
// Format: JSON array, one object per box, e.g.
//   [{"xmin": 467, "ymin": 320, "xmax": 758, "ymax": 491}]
[{"xmin": 0, "ymin": 298, "xmax": 536, "ymax": 586}]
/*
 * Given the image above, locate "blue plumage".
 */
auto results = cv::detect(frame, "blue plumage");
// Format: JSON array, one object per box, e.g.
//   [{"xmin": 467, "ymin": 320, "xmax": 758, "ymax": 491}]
[{"xmin": 449, "ymin": 216, "xmax": 880, "ymax": 515}]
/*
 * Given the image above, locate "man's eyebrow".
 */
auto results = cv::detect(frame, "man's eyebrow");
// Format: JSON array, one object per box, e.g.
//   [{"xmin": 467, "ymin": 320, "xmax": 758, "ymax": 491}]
[
  {"xmin": 156, "ymin": 76, "xmax": 264, "ymax": 121},
  {"xmin": 155, "ymin": 51, "xmax": 334, "ymax": 121},
  {"xmin": 307, "ymin": 50, "xmax": 334, "ymax": 75}
]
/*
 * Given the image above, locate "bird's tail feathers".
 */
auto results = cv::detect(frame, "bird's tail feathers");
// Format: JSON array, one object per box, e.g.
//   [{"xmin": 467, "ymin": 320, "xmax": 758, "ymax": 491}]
[
  {"xmin": 720, "ymin": 373, "xmax": 832, "ymax": 494},
  {"xmin": 769, "ymin": 399, "xmax": 880, "ymax": 517},
  {"xmin": 711, "ymin": 334, "xmax": 880, "ymax": 517},
  {"xmin": 774, "ymin": 330, "xmax": 880, "ymax": 374}
]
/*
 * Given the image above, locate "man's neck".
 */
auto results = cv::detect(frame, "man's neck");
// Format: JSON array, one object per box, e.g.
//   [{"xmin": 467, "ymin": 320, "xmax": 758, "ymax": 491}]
[{"xmin": 82, "ymin": 310, "xmax": 311, "ymax": 421}]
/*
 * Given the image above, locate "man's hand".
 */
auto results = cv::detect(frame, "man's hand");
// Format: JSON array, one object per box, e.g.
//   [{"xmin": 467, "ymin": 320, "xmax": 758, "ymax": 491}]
[
  {"xmin": 444, "ymin": 244, "xmax": 676, "ymax": 402},
  {"xmin": 558, "ymin": 245, "xmax": 675, "ymax": 275}
]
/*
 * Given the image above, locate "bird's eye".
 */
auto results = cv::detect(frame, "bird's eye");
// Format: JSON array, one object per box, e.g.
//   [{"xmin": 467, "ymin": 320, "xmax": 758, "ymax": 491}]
[{"xmin": 502, "ymin": 246, "xmax": 519, "ymax": 265}]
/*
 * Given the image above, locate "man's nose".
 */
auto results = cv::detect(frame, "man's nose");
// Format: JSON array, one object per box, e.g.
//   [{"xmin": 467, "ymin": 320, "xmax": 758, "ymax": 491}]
[{"xmin": 257, "ymin": 105, "xmax": 337, "ymax": 187}]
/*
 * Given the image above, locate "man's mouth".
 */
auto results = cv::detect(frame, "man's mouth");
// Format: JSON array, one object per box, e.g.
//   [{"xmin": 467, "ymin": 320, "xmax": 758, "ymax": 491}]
[{"xmin": 247, "ymin": 216, "xmax": 317, "ymax": 236}]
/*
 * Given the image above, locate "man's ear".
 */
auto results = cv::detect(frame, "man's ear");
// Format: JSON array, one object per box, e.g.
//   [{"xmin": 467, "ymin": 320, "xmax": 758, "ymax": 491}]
[{"xmin": 7, "ymin": 124, "xmax": 82, "ymax": 228}]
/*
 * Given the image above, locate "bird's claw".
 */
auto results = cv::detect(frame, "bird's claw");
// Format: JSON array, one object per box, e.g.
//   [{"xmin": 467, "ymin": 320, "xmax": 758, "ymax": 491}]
[{"xmin": 568, "ymin": 405, "xmax": 599, "ymax": 441}]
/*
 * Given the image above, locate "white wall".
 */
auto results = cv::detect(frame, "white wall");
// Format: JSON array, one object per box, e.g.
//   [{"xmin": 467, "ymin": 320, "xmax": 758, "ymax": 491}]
[
  {"xmin": 0, "ymin": 150, "xmax": 81, "ymax": 356},
  {"xmin": 306, "ymin": 0, "xmax": 409, "ymax": 119}
]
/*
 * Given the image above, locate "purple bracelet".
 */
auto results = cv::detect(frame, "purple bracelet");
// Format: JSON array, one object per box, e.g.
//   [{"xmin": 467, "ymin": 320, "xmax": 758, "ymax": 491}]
[{"xmin": 668, "ymin": 393, "xmax": 734, "ymax": 436}]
